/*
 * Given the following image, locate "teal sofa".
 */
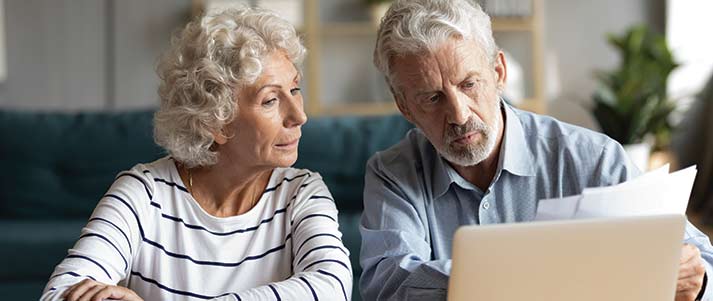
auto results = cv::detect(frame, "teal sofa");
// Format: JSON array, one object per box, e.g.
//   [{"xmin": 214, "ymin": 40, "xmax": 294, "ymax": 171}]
[{"xmin": 0, "ymin": 109, "xmax": 413, "ymax": 300}]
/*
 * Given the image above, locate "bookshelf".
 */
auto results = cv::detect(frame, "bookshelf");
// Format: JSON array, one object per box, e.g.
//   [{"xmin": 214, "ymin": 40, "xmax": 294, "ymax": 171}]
[
  {"xmin": 193, "ymin": 0, "xmax": 545, "ymax": 116},
  {"xmin": 302, "ymin": 0, "xmax": 545, "ymax": 116}
]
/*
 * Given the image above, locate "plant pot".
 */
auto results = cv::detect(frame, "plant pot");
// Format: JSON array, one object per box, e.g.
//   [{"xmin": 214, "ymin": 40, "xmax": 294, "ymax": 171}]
[
  {"xmin": 648, "ymin": 149, "xmax": 678, "ymax": 171},
  {"xmin": 623, "ymin": 142, "xmax": 651, "ymax": 172},
  {"xmin": 369, "ymin": 2, "xmax": 391, "ymax": 27}
]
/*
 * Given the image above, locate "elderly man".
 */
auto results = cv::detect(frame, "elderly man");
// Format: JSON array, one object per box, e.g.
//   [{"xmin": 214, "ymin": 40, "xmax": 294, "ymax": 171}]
[{"xmin": 359, "ymin": 0, "xmax": 713, "ymax": 300}]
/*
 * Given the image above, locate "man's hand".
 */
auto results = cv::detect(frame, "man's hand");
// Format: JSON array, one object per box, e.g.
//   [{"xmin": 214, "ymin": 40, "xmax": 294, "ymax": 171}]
[
  {"xmin": 62, "ymin": 279, "xmax": 143, "ymax": 301},
  {"xmin": 676, "ymin": 244, "xmax": 706, "ymax": 301}
]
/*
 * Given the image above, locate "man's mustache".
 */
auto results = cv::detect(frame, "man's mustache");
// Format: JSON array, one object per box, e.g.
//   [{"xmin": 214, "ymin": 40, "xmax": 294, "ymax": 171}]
[{"xmin": 445, "ymin": 118, "xmax": 489, "ymax": 143}]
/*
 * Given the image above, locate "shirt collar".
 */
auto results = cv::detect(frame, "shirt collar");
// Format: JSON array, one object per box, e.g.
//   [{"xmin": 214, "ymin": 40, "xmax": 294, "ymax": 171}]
[
  {"xmin": 500, "ymin": 102, "xmax": 537, "ymax": 178},
  {"xmin": 431, "ymin": 101, "xmax": 536, "ymax": 198}
]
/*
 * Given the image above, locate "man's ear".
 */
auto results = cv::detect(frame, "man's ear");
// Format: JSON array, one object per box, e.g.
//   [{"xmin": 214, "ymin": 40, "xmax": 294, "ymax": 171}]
[
  {"xmin": 390, "ymin": 84, "xmax": 415, "ymax": 124},
  {"xmin": 494, "ymin": 51, "xmax": 508, "ymax": 92}
]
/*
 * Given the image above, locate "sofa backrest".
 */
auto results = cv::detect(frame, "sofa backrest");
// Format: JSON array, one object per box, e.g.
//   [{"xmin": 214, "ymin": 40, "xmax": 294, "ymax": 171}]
[
  {"xmin": 0, "ymin": 110, "xmax": 413, "ymax": 219},
  {"xmin": 0, "ymin": 110, "xmax": 164, "ymax": 219},
  {"xmin": 294, "ymin": 114, "xmax": 414, "ymax": 213}
]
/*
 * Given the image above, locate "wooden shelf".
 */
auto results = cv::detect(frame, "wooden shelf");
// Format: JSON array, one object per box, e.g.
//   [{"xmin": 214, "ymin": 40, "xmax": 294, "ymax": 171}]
[
  {"xmin": 314, "ymin": 97, "xmax": 545, "ymax": 116},
  {"xmin": 319, "ymin": 101, "xmax": 398, "ymax": 116},
  {"xmin": 320, "ymin": 17, "xmax": 535, "ymax": 37},
  {"xmin": 193, "ymin": 0, "xmax": 545, "ymax": 117},
  {"xmin": 302, "ymin": 0, "xmax": 545, "ymax": 117},
  {"xmin": 517, "ymin": 98, "xmax": 545, "ymax": 114}
]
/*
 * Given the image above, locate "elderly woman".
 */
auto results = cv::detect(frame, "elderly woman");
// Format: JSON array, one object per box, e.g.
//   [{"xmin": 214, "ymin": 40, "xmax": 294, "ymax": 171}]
[{"xmin": 41, "ymin": 7, "xmax": 352, "ymax": 301}]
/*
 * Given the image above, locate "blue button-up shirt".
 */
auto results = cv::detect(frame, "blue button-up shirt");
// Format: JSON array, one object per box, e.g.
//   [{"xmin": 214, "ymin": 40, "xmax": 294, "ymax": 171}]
[{"xmin": 360, "ymin": 104, "xmax": 713, "ymax": 300}]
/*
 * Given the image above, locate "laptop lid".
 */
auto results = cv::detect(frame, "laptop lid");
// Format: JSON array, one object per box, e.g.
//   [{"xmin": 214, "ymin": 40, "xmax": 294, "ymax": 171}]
[{"xmin": 448, "ymin": 214, "xmax": 685, "ymax": 301}]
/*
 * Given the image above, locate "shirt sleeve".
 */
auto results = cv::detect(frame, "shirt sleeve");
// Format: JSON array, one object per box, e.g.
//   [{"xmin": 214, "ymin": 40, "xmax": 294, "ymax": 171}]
[
  {"xmin": 40, "ymin": 168, "xmax": 148, "ymax": 301},
  {"xmin": 218, "ymin": 173, "xmax": 353, "ymax": 301},
  {"xmin": 360, "ymin": 156, "xmax": 449, "ymax": 301}
]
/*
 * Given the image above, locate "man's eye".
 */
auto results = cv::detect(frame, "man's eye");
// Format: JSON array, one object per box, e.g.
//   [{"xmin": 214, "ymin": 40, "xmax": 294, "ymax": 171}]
[
  {"xmin": 290, "ymin": 87, "xmax": 301, "ymax": 96},
  {"xmin": 462, "ymin": 81, "xmax": 476, "ymax": 89},
  {"xmin": 427, "ymin": 94, "xmax": 440, "ymax": 104}
]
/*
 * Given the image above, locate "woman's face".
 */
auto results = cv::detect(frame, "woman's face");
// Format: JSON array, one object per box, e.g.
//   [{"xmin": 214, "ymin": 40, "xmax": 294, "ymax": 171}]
[{"xmin": 215, "ymin": 50, "xmax": 307, "ymax": 170}]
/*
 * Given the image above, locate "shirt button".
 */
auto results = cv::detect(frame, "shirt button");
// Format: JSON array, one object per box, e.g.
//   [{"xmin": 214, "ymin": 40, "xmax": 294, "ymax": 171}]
[{"xmin": 482, "ymin": 201, "xmax": 490, "ymax": 210}]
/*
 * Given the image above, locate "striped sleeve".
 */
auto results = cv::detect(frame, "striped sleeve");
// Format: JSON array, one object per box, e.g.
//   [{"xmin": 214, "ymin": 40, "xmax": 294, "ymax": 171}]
[
  {"xmin": 40, "ymin": 167, "xmax": 150, "ymax": 301},
  {"xmin": 219, "ymin": 173, "xmax": 353, "ymax": 301}
]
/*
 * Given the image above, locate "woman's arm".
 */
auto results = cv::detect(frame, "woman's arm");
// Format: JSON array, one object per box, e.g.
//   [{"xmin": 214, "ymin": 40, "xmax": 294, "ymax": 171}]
[{"xmin": 40, "ymin": 169, "xmax": 148, "ymax": 301}]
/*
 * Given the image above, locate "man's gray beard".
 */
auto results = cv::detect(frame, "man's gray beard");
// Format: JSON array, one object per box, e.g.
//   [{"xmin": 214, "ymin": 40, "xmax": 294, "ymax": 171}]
[{"xmin": 437, "ymin": 113, "xmax": 500, "ymax": 167}]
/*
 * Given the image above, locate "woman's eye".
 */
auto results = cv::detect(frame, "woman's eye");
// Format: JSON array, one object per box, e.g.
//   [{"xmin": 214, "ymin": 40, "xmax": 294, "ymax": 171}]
[
  {"xmin": 263, "ymin": 98, "xmax": 278, "ymax": 107},
  {"xmin": 290, "ymin": 87, "xmax": 301, "ymax": 96}
]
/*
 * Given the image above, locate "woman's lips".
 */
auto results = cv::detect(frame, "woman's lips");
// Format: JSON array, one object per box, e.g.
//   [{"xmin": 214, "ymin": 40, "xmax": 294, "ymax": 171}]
[{"xmin": 275, "ymin": 138, "xmax": 300, "ymax": 149}]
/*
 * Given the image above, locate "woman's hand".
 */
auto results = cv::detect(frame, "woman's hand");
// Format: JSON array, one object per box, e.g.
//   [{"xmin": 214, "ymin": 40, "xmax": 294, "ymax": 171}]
[{"xmin": 62, "ymin": 279, "xmax": 143, "ymax": 301}]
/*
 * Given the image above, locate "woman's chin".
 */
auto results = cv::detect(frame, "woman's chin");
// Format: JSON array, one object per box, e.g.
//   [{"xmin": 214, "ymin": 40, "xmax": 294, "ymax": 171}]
[{"xmin": 272, "ymin": 153, "xmax": 299, "ymax": 168}]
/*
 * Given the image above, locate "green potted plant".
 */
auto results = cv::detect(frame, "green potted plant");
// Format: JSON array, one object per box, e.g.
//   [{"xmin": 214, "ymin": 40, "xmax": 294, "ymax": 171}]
[
  {"xmin": 591, "ymin": 24, "xmax": 679, "ymax": 170},
  {"xmin": 365, "ymin": 0, "xmax": 392, "ymax": 27}
]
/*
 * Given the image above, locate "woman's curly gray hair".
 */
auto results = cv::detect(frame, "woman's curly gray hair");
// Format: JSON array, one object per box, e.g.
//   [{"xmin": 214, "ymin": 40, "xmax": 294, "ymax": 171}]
[
  {"xmin": 374, "ymin": 0, "xmax": 498, "ymax": 90},
  {"xmin": 154, "ymin": 7, "xmax": 305, "ymax": 168}
]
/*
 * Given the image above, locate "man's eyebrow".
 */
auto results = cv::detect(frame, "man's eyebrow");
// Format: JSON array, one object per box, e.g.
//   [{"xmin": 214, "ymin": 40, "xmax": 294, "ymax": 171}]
[
  {"xmin": 415, "ymin": 89, "xmax": 440, "ymax": 97},
  {"xmin": 460, "ymin": 71, "xmax": 482, "ymax": 82}
]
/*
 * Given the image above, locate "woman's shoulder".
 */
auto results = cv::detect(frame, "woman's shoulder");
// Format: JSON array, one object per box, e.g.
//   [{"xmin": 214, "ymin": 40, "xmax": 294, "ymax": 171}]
[
  {"xmin": 107, "ymin": 156, "xmax": 176, "ymax": 206},
  {"xmin": 132, "ymin": 156, "xmax": 176, "ymax": 178},
  {"xmin": 271, "ymin": 167, "xmax": 323, "ymax": 186},
  {"xmin": 270, "ymin": 167, "xmax": 330, "ymax": 199}
]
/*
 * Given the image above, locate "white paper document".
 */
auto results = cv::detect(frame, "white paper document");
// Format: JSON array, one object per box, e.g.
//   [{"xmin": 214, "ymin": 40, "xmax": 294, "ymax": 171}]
[{"xmin": 535, "ymin": 165, "xmax": 698, "ymax": 221}]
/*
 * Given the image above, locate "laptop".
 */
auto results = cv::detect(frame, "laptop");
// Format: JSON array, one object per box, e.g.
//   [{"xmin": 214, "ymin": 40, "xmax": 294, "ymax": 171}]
[{"xmin": 448, "ymin": 215, "xmax": 685, "ymax": 301}]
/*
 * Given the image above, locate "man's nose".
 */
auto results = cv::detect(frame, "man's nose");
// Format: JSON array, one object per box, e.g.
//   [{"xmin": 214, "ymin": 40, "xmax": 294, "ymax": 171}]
[{"xmin": 445, "ymin": 91, "xmax": 470, "ymax": 126}]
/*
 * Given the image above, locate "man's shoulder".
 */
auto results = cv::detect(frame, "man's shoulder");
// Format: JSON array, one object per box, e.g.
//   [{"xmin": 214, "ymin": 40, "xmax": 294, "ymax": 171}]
[
  {"xmin": 367, "ymin": 128, "xmax": 431, "ymax": 181},
  {"xmin": 513, "ymin": 107, "xmax": 619, "ymax": 154},
  {"xmin": 512, "ymin": 107, "xmax": 638, "ymax": 186}
]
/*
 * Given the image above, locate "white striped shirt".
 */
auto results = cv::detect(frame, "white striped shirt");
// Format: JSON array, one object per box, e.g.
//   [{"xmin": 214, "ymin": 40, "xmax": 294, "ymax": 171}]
[{"xmin": 41, "ymin": 157, "xmax": 352, "ymax": 300}]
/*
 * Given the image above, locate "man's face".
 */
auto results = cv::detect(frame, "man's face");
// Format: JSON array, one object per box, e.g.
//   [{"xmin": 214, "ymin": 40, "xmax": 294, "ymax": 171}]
[{"xmin": 390, "ymin": 37, "xmax": 507, "ymax": 167}]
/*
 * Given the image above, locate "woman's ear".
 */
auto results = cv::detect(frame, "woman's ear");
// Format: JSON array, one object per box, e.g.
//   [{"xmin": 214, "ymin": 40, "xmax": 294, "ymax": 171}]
[{"xmin": 212, "ymin": 128, "xmax": 229, "ymax": 145}]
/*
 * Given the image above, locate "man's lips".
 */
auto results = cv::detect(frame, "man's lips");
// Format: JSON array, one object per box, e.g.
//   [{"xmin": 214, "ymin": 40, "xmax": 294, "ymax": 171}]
[{"xmin": 450, "ymin": 131, "xmax": 479, "ymax": 145}]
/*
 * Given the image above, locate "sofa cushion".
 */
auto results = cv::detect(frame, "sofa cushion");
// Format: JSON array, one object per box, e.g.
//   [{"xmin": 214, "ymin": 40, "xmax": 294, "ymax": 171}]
[
  {"xmin": 0, "ymin": 282, "xmax": 46, "ymax": 301},
  {"xmin": 0, "ymin": 220, "xmax": 86, "ymax": 281}
]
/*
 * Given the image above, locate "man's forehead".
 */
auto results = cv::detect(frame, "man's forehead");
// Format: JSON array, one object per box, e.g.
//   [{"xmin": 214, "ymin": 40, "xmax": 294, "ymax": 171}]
[
  {"xmin": 392, "ymin": 54, "xmax": 439, "ymax": 81},
  {"xmin": 390, "ymin": 39, "xmax": 488, "ymax": 88}
]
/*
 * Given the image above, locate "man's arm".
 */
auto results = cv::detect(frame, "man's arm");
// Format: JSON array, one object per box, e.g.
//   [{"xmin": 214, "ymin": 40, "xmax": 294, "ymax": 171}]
[
  {"xmin": 597, "ymin": 141, "xmax": 712, "ymax": 300},
  {"xmin": 359, "ymin": 157, "xmax": 450, "ymax": 301},
  {"xmin": 683, "ymin": 223, "xmax": 713, "ymax": 300}
]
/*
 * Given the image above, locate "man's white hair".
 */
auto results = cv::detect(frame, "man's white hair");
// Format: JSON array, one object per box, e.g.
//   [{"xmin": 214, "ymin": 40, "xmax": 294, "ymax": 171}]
[
  {"xmin": 373, "ymin": 0, "xmax": 498, "ymax": 90},
  {"xmin": 154, "ymin": 7, "xmax": 305, "ymax": 168}
]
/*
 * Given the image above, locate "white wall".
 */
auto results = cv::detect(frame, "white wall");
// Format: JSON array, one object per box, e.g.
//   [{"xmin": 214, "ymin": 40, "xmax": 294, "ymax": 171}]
[
  {"xmin": 542, "ymin": 0, "xmax": 663, "ymax": 130},
  {"xmin": 0, "ymin": 0, "xmax": 190, "ymax": 111}
]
